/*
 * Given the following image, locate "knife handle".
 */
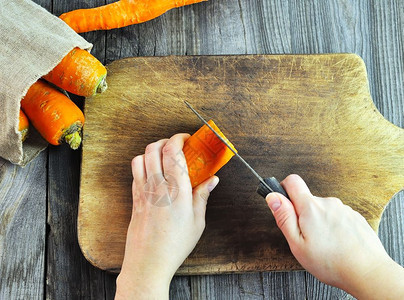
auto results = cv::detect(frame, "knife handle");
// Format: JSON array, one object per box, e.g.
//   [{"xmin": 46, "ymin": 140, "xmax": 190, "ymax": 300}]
[{"xmin": 256, "ymin": 177, "xmax": 289, "ymax": 199}]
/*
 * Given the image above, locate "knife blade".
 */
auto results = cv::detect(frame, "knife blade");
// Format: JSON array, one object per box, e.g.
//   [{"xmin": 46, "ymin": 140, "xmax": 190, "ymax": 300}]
[{"xmin": 184, "ymin": 100, "xmax": 289, "ymax": 199}]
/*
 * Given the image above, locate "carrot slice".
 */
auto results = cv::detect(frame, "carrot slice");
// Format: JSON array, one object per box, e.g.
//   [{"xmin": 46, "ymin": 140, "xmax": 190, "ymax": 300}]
[
  {"xmin": 43, "ymin": 47, "xmax": 107, "ymax": 97},
  {"xmin": 184, "ymin": 120, "xmax": 237, "ymax": 188},
  {"xmin": 59, "ymin": 0, "xmax": 207, "ymax": 33},
  {"xmin": 19, "ymin": 109, "xmax": 29, "ymax": 142},
  {"xmin": 20, "ymin": 80, "xmax": 85, "ymax": 149}
]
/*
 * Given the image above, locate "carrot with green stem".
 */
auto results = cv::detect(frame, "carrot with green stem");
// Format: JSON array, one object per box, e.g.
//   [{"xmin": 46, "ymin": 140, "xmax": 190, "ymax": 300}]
[
  {"xmin": 43, "ymin": 47, "xmax": 107, "ymax": 97},
  {"xmin": 19, "ymin": 109, "xmax": 29, "ymax": 142},
  {"xmin": 21, "ymin": 80, "xmax": 85, "ymax": 149},
  {"xmin": 183, "ymin": 120, "xmax": 237, "ymax": 188},
  {"xmin": 60, "ymin": 0, "xmax": 207, "ymax": 33}
]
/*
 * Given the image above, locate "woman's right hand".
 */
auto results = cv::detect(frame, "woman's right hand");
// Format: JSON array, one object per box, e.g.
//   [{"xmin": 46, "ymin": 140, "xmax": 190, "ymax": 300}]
[{"xmin": 266, "ymin": 174, "xmax": 404, "ymax": 299}]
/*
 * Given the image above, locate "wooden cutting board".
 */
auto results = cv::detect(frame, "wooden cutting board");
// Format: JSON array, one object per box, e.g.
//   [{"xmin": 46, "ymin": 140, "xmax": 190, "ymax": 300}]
[{"xmin": 79, "ymin": 54, "xmax": 403, "ymax": 274}]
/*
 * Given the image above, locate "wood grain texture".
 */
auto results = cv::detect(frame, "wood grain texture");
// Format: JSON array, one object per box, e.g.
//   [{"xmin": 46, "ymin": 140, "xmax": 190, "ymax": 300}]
[
  {"xmin": 46, "ymin": 143, "xmax": 117, "ymax": 299},
  {"xmin": 1, "ymin": 0, "xmax": 401, "ymax": 299},
  {"xmin": 262, "ymin": 272, "xmax": 306, "ymax": 300},
  {"xmin": 43, "ymin": 1, "xmax": 117, "ymax": 299},
  {"xmin": 0, "ymin": 152, "xmax": 47, "ymax": 299},
  {"xmin": 79, "ymin": 54, "xmax": 404, "ymax": 275}
]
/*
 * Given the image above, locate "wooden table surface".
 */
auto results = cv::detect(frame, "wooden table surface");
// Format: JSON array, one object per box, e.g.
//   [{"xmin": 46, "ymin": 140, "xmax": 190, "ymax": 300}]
[{"xmin": 1, "ymin": 1, "xmax": 403, "ymax": 299}]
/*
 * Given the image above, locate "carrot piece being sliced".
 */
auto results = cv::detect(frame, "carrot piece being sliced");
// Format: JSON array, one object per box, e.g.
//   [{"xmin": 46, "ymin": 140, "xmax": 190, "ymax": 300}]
[
  {"xmin": 43, "ymin": 47, "xmax": 107, "ymax": 97},
  {"xmin": 59, "ymin": 0, "xmax": 207, "ymax": 33},
  {"xmin": 20, "ymin": 80, "xmax": 85, "ymax": 149},
  {"xmin": 19, "ymin": 109, "xmax": 29, "ymax": 142},
  {"xmin": 183, "ymin": 120, "xmax": 237, "ymax": 188}
]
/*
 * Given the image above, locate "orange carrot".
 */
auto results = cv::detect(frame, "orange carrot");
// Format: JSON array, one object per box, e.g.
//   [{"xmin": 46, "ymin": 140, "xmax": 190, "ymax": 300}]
[
  {"xmin": 43, "ymin": 47, "xmax": 107, "ymax": 97},
  {"xmin": 19, "ymin": 109, "xmax": 29, "ymax": 142},
  {"xmin": 21, "ymin": 80, "xmax": 85, "ymax": 149},
  {"xmin": 183, "ymin": 120, "xmax": 237, "ymax": 188},
  {"xmin": 59, "ymin": 0, "xmax": 207, "ymax": 33}
]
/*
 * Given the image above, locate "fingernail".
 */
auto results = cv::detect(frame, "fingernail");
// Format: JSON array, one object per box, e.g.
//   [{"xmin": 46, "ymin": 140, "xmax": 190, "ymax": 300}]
[
  {"xmin": 267, "ymin": 194, "xmax": 281, "ymax": 212},
  {"xmin": 208, "ymin": 177, "xmax": 219, "ymax": 192}
]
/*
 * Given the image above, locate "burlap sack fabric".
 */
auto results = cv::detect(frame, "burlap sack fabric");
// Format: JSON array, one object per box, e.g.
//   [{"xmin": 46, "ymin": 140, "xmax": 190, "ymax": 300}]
[{"xmin": 0, "ymin": 0, "xmax": 92, "ymax": 166}]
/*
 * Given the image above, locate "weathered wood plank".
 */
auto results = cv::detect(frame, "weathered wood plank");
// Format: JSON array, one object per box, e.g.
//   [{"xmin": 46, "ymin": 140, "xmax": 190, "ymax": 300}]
[
  {"xmin": 305, "ymin": 274, "xmax": 355, "ymax": 300},
  {"xmin": 0, "ymin": 152, "xmax": 47, "ymax": 300},
  {"xmin": 238, "ymin": 0, "xmax": 292, "ymax": 54},
  {"xmin": 367, "ymin": 0, "xmax": 404, "ymax": 268},
  {"xmin": 379, "ymin": 194, "xmax": 404, "ymax": 266},
  {"xmin": 368, "ymin": 0, "xmax": 403, "ymax": 127},
  {"xmin": 169, "ymin": 277, "xmax": 191, "ymax": 299},
  {"xmin": 262, "ymin": 271, "xmax": 306, "ymax": 299},
  {"xmin": 44, "ymin": 1, "xmax": 114, "ymax": 299},
  {"xmin": 190, "ymin": 274, "xmax": 242, "ymax": 299},
  {"xmin": 46, "ymin": 143, "xmax": 117, "ymax": 299}
]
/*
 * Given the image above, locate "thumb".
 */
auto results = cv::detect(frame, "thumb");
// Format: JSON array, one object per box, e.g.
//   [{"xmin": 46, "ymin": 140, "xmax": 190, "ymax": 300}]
[
  {"xmin": 266, "ymin": 193, "xmax": 301, "ymax": 244},
  {"xmin": 192, "ymin": 176, "xmax": 219, "ymax": 219}
]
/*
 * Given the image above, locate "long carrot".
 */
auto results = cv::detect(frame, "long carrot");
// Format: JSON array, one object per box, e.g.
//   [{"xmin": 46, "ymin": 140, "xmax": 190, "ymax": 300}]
[
  {"xmin": 184, "ymin": 120, "xmax": 237, "ymax": 188},
  {"xmin": 19, "ymin": 109, "xmax": 29, "ymax": 142},
  {"xmin": 20, "ymin": 80, "xmax": 85, "ymax": 149},
  {"xmin": 59, "ymin": 0, "xmax": 207, "ymax": 33},
  {"xmin": 43, "ymin": 47, "xmax": 107, "ymax": 97}
]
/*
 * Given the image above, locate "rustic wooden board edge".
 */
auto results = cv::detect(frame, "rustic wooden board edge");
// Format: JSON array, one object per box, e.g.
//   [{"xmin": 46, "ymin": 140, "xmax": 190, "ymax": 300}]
[
  {"xmin": 352, "ymin": 69, "xmax": 404, "ymax": 230},
  {"xmin": 352, "ymin": 86, "xmax": 404, "ymax": 231},
  {"xmin": 77, "ymin": 54, "xmax": 404, "ymax": 274}
]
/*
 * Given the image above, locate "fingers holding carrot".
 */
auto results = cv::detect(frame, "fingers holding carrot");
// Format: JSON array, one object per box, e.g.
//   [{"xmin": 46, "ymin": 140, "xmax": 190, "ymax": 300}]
[{"xmin": 184, "ymin": 120, "xmax": 236, "ymax": 188}]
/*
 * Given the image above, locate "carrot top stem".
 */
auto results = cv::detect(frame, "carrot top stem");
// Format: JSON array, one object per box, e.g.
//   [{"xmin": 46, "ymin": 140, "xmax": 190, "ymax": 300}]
[
  {"xmin": 97, "ymin": 77, "xmax": 108, "ymax": 94},
  {"xmin": 62, "ymin": 121, "xmax": 83, "ymax": 148},
  {"xmin": 65, "ymin": 131, "xmax": 82, "ymax": 150},
  {"xmin": 20, "ymin": 80, "xmax": 85, "ymax": 149}
]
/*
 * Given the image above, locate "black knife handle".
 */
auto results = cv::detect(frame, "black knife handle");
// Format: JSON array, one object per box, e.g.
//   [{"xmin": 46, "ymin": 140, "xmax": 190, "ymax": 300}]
[{"xmin": 256, "ymin": 177, "xmax": 289, "ymax": 199}]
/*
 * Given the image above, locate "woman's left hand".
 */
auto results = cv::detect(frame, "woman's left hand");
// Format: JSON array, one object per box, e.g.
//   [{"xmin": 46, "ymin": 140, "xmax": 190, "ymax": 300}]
[{"xmin": 115, "ymin": 133, "xmax": 219, "ymax": 299}]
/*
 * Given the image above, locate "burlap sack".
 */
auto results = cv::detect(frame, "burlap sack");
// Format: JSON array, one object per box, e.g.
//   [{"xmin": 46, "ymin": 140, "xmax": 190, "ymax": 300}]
[{"xmin": 0, "ymin": 0, "xmax": 92, "ymax": 166}]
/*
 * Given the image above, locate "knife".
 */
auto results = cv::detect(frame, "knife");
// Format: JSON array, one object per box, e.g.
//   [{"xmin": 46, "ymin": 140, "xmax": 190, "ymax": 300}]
[{"xmin": 184, "ymin": 101, "xmax": 289, "ymax": 199}]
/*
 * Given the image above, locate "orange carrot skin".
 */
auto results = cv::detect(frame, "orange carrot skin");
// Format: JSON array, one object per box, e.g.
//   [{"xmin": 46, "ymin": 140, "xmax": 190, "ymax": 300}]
[
  {"xmin": 184, "ymin": 120, "xmax": 237, "ymax": 188},
  {"xmin": 43, "ymin": 48, "xmax": 107, "ymax": 97},
  {"xmin": 60, "ymin": 0, "xmax": 207, "ymax": 33},
  {"xmin": 19, "ymin": 109, "xmax": 29, "ymax": 142},
  {"xmin": 20, "ymin": 80, "xmax": 85, "ymax": 147}
]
